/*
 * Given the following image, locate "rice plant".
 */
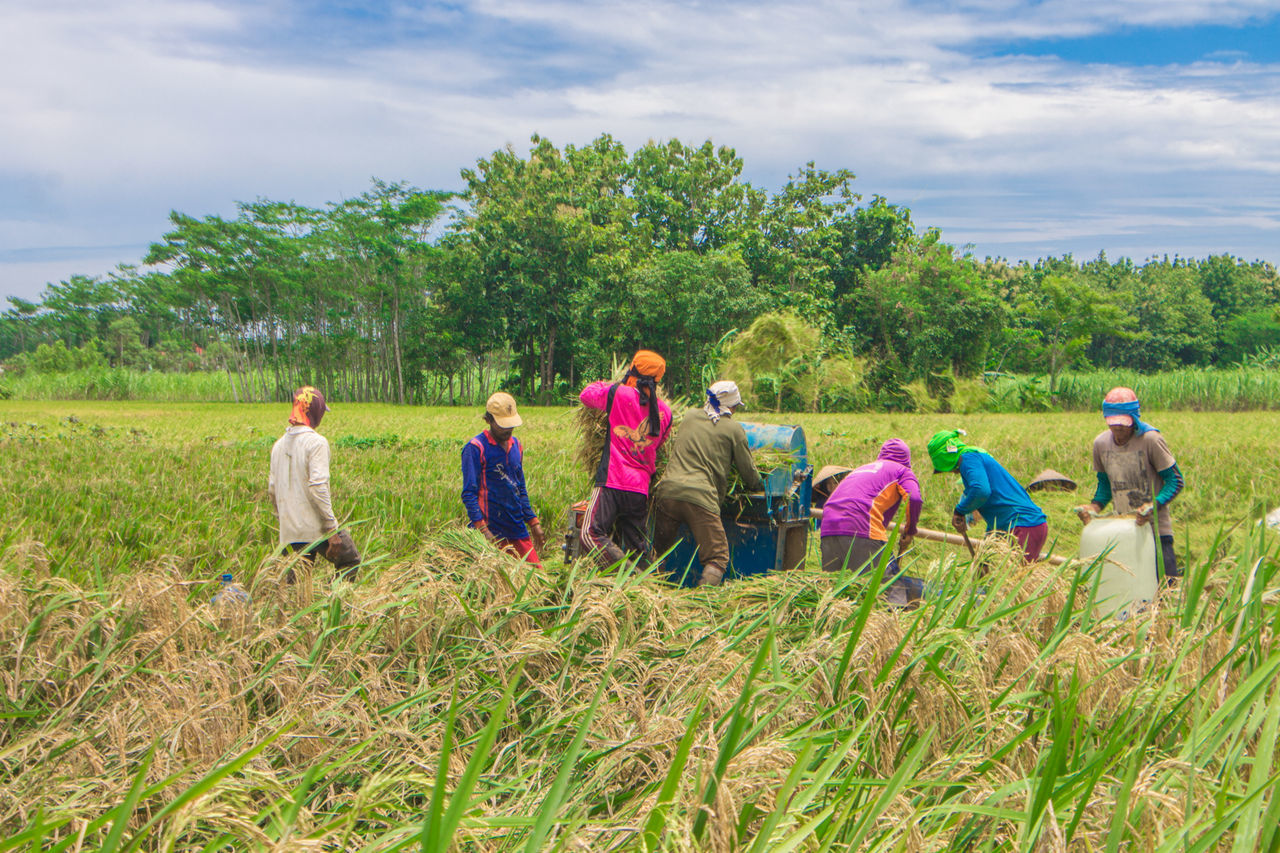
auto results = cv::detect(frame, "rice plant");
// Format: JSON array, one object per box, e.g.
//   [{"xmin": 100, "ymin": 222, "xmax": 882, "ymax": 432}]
[{"xmin": 2, "ymin": 400, "xmax": 1280, "ymax": 850}]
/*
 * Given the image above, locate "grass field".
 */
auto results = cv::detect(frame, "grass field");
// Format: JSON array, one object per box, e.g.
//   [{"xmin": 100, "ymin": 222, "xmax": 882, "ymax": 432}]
[{"xmin": 3, "ymin": 401, "xmax": 1280, "ymax": 850}]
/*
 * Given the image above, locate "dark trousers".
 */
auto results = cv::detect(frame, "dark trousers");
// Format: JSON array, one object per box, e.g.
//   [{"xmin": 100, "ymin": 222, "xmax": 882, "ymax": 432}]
[
  {"xmin": 1012, "ymin": 522, "xmax": 1049, "ymax": 564},
  {"xmin": 580, "ymin": 486, "xmax": 651, "ymax": 568},
  {"xmin": 652, "ymin": 496, "xmax": 730, "ymax": 585},
  {"xmin": 820, "ymin": 535, "xmax": 923, "ymax": 606},
  {"xmin": 1159, "ymin": 533, "xmax": 1180, "ymax": 582}
]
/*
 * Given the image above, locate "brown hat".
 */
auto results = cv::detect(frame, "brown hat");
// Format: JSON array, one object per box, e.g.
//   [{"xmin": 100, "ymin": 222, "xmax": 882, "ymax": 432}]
[
  {"xmin": 485, "ymin": 392, "xmax": 522, "ymax": 429},
  {"xmin": 1026, "ymin": 469, "xmax": 1077, "ymax": 492}
]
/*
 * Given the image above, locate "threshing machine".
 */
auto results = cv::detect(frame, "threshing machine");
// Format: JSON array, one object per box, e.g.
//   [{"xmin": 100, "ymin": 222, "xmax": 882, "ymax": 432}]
[{"xmin": 663, "ymin": 422, "xmax": 814, "ymax": 587}]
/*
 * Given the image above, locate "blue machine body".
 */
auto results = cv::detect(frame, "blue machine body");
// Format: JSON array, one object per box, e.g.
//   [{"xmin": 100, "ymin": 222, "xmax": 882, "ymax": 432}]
[{"xmin": 664, "ymin": 421, "xmax": 813, "ymax": 587}]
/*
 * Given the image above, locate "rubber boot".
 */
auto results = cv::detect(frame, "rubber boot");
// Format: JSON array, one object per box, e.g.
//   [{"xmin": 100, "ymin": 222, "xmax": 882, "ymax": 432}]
[{"xmin": 699, "ymin": 566, "xmax": 725, "ymax": 587}]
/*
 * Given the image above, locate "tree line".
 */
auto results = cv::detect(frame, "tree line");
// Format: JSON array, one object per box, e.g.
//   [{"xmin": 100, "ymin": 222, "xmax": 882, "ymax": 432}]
[{"xmin": 2, "ymin": 134, "xmax": 1278, "ymax": 409}]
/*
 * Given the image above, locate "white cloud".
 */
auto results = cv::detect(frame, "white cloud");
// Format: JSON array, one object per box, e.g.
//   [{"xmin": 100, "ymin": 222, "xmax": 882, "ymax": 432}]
[{"xmin": 2, "ymin": 0, "xmax": 1279, "ymax": 300}]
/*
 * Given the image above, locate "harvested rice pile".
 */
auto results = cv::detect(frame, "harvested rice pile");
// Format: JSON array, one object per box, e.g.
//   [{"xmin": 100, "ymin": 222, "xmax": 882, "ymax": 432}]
[{"xmin": 0, "ymin": 531, "xmax": 1268, "ymax": 851}]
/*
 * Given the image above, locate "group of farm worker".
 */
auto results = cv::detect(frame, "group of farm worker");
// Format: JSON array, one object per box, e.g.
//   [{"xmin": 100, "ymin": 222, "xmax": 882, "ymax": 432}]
[
  {"xmin": 264, "ymin": 354, "xmax": 1185, "ymax": 600},
  {"xmin": 456, "ymin": 349, "xmax": 769, "ymax": 586},
  {"xmin": 458, "ymin": 349, "xmax": 762, "ymax": 586},
  {"xmin": 817, "ymin": 385, "xmax": 1184, "ymax": 604}
]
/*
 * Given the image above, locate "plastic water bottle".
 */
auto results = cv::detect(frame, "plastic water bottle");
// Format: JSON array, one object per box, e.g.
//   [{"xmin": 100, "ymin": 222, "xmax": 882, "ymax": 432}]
[{"xmin": 212, "ymin": 573, "xmax": 251, "ymax": 606}]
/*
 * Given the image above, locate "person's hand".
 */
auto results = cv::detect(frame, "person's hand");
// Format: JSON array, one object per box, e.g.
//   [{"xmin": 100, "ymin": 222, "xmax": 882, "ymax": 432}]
[
  {"xmin": 1075, "ymin": 505, "xmax": 1097, "ymax": 525},
  {"xmin": 475, "ymin": 521, "xmax": 497, "ymax": 541},
  {"xmin": 529, "ymin": 519, "xmax": 545, "ymax": 553},
  {"xmin": 951, "ymin": 512, "xmax": 968, "ymax": 533},
  {"xmin": 897, "ymin": 533, "xmax": 914, "ymax": 554},
  {"xmin": 1135, "ymin": 503, "xmax": 1155, "ymax": 526}
]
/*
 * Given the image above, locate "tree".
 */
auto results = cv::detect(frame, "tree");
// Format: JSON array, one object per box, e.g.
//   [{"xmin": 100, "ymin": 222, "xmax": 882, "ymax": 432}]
[
  {"xmin": 456, "ymin": 134, "xmax": 636, "ymax": 401},
  {"xmin": 578, "ymin": 250, "xmax": 757, "ymax": 398},
  {"xmin": 628, "ymin": 139, "xmax": 760, "ymax": 253},
  {"xmin": 1196, "ymin": 254, "xmax": 1279, "ymax": 322},
  {"xmin": 1014, "ymin": 274, "xmax": 1134, "ymax": 395},
  {"xmin": 737, "ymin": 162, "xmax": 857, "ymax": 320},
  {"xmin": 106, "ymin": 316, "xmax": 146, "ymax": 367},
  {"xmin": 1088, "ymin": 261, "xmax": 1217, "ymax": 370},
  {"xmin": 852, "ymin": 236, "xmax": 1006, "ymax": 378}
]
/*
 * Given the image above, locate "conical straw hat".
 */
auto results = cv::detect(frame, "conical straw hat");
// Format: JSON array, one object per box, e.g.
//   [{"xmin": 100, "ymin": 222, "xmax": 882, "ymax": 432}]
[
  {"xmin": 1026, "ymin": 468, "xmax": 1077, "ymax": 492},
  {"xmin": 814, "ymin": 466, "xmax": 854, "ymax": 488}
]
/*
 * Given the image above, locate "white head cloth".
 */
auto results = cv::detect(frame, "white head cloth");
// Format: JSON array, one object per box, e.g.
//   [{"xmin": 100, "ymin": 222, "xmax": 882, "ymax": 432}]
[{"xmin": 704, "ymin": 380, "xmax": 743, "ymax": 423}]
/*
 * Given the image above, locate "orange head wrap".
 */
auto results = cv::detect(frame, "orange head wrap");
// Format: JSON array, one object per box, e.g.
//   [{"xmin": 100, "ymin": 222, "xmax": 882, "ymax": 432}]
[
  {"xmin": 626, "ymin": 350, "xmax": 666, "ymax": 386},
  {"xmin": 289, "ymin": 386, "xmax": 328, "ymax": 428},
  {"xmin": 622, "ymin": 350, "xmax": 665, "ymax": 437}
]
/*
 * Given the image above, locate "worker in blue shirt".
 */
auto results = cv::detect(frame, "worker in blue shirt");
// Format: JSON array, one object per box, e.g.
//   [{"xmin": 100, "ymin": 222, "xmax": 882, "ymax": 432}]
[
  {"xmin": 928, "ymin": 429, "xmax": 1048, "ymax": 563},
  {"xmin": 461, "ymin": 392, "xmax": 545, "ymax": 565}
]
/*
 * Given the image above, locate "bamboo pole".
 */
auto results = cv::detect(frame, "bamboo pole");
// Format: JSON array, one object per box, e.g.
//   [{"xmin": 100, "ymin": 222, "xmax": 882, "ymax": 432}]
[{"xmin": 809, "ymin": 507, "xmax": 1070, "ymax": 567}]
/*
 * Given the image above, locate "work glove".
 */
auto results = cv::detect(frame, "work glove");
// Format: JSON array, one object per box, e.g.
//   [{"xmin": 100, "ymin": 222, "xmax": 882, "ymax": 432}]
[
  {"xmin": 1135, "ymin": 503, "xmax": 1155, "ymax": 526},
  {"xmin": 529, "ymin": 519, "xmax": 545, "ymax": 554}
]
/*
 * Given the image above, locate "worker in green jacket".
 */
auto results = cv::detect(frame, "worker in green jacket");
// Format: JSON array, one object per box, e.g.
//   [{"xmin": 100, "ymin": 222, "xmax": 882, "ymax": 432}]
[{"xmin": 652, "ymin": 380, "xmax": 764, "ymax": 587}]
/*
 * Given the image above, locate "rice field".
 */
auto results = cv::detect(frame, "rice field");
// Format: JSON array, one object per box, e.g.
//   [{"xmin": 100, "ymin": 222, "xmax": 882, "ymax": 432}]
[
  {"xmin": 3, "ymin": 401, "xmax": 1280, "ymax": 851},
  {"xmin": 10, "ymin": 365, "xmax": 1280, "ymax": 414}
]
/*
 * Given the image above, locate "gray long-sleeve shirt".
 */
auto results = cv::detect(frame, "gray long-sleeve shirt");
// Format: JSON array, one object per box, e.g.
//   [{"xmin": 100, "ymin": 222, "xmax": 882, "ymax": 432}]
[{"xmin": 268, "ymin": 425, "xmax": 338, "ymax": 544}]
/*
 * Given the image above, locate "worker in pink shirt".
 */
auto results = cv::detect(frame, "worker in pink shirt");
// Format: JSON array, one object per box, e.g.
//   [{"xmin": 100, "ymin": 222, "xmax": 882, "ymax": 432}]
[{"xmin": 578, "ymin": 350, "xmax": 673, "ymax": 568}]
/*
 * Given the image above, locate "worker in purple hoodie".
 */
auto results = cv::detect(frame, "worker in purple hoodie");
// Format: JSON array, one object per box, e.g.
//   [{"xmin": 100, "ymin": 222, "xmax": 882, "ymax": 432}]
[{"xmin": 819, "ymin": 438, "xmax": 924, "ymax": 606}]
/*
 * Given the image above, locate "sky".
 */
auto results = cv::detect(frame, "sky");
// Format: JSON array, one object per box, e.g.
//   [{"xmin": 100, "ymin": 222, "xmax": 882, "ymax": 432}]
[{"xmin": 2, "ymin": 0, "xmax": 1279, "ymax": 303}]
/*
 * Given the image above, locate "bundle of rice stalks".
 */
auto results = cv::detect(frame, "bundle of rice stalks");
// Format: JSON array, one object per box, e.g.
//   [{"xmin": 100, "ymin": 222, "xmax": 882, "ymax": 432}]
[{"xmin": 725, "ymin": 446, "xmax": 799, "ymax": 504}]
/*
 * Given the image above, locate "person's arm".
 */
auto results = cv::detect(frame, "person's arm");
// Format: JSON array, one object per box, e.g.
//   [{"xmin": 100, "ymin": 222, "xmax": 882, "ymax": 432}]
[
  {"xmin": 579, "ymin": 381, "xmax": 610, "ymax": 411},
  {"xmin": 1076, "ymin": 471, "xmax": 1111, "ymax": 524},
  {"xmin": 267, "ymin": 465, "xmax": 277, "ymax": 513},
  {"xmin": 1091, "ymin": 471, "xmax": 1112, "ymax": 510},
  {"xmin": 1155, "ymin": 463, "xmax": 1183, "ymax": 507},
  {"xmin": 732, "ymin": 426, "xmax": 765, "ymax": 493},
  {"xmin": 460, "ymin": 442, "xmax": 487, "ymax": 529},
  {"xmin": 954, "ymin": 453, "xmax": 991, "ymax": 515},
  {"xmin": 899, "ymin": 469, "xmax": 923, "ymax": 536},
  {"xmin": 306, "ymin": 437, "xmax": 338, "ymax": 534}
]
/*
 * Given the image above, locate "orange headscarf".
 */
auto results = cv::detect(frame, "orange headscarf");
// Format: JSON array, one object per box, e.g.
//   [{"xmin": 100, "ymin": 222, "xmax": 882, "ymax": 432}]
[
  {"xmin": 622, "ymin": 350, "xmax": 665, "ymax": 437},
  {"xmin": 289, "ymin": 386, "xmax": 328, "ymax": 428},
  {"xmin": 626, "ymin": 350, "xmax": 666, "ymax": 385}
]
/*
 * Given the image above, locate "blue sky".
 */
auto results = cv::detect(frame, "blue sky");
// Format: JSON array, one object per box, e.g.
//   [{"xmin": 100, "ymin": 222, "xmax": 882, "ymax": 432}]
[{"xmin": 2, "ymin": 0, "xmax": 1279, "ymax": 302}]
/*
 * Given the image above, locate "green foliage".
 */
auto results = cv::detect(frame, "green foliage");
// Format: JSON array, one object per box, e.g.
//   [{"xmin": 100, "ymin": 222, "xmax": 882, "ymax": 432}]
[
  {"xmin": 985, "ymin": 373, "xmax": 1054, "ymax": 413},
  {"xmin": 852, "ymin": 237, "xmax": 1007, "ymax": 378},
  {"xmin": 1221, "ymin": 308, "xmax": 1280, "ymax": 363},
  {"xmin": 20, "ymin": 339, "xmax": 107, "ymax": 373},
  {"xmin": 1013, "ymin": 274, "xmax": 1136, "ymax": 394},
  {"xmin": 721, "ymin": 312, "xmax": 868, "ymax": 412},
  {"xmin": 586, "ymin": 250, "xmax": 757, "ymax": 398},
  {"xmin": 1086, "ymin": 258, "xmax": 1218, "ymax": 370},
  {"xmin": 628, "ymin": 138, "xmax": 758, "ymax": 253},
  {"xmin": 4, "ymin": 139, "xmax": 1279, "ymax": 412},
  {"xmin": 106, "ymin": 316, "xmax": 147, "ymax": 368}
]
